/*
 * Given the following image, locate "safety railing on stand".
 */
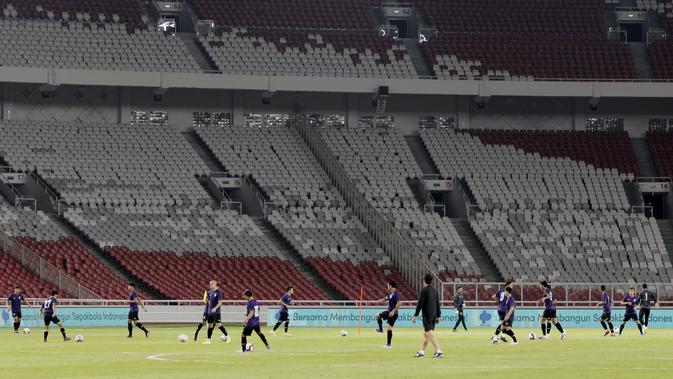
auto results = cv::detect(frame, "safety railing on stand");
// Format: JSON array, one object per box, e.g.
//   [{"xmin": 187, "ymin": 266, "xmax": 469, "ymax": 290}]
[
  {"xmin": 1, "ymin": 230, "xmax": 101, "ymax": 299},
  {"xmin": 290, "ymin": 114, "xmax": 442, "ymax": 295}
]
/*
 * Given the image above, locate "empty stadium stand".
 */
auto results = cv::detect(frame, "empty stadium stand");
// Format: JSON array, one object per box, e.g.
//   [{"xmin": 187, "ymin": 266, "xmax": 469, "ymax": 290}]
[
  {"xmin": 0, "ymin": 0, "xmax": 145, "ymax": 27},
  {"xmin": 0, "ymin": 247, "xmax": 59, "ymax": 298},
  {"xmin": 646, "ymin": 130, "xmax": 673, "ymax": 177},
  {"xmin": 420, "ymin": 128, "xmax": 673, "ymax": 284},
  {"xmin": 417, "ymin": 0, "xmax": 637, "ymax": 79},
  {"xmin": 195, "ymin": 125, "xmax": 417, "ymax": 298}
]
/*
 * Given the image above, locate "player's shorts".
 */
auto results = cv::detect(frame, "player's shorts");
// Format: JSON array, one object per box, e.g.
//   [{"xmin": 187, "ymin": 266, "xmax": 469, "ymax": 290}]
[
  {"xmin": 542, "ymin": 309, "xmax": 557, "ymax": 319},
  {"xmin": 379, "ymin": 311, "xmax": 398, "ymax": 327},
  {"xmin": 207, "ymin": 313, "xmax": 221, "ymax": 324},
  {"xmin": 498, "ymin": 311, "xmax": 506, "ymax": 321},
  {"xmin": 422, "ymin": 318, "xmax": 436, "ymax": 332},
  {"xmin": 11, "ymin": 312, "xmax": 22, "ymax": 319},
  {"xmin": 600, "ymin": 312, "xmax": 611, "ymax": 322},
  {"xmin": 502, "ymin": 317, "xmax": 515, "ymax": 328},
  {"xmin": 243, "ymin": 324, "xmax": 261, "ymax": 336},
  {"xmin": 278, "ymin": 312, "xmax": 289, "ymax": 322},
  {"xmin": 128, "ymin": 311, "xmax": 139, "ymax": 321},
  {"xmin": 623, "ymin": 313, "xmax": 638, "ymax": 322},
  {"xmin": 44, "ymin": 314, "xmax": 60, "ymax": 326},
  {"xmin": 201, "ymin": 312, "xmax": 208, "ymax": 322},
  {"xmin": 455, "ymin": 307, "xmax": 464, "ymax": 316}
]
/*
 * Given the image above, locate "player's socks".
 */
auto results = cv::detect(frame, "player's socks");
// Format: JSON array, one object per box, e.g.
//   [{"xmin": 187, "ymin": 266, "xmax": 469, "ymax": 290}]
[
  {"xmin": 600, "ymin": 321, "xmax": 607, "ymax": 330},
  {"xmin": 284, "ymin": 322, "xmax": 289, "ymax": 333},
  {"xmin": 637, "ymin": 324, "xmax": 643, "ymax": 334},
  {"xmin": 136, "ymin": 323, "xmax": 149, "ymax": 337},
  {"xmin": 504, "ymin": 329, "xmax": 517, "ymax": 343},
  {"xmin": 60, "ymin": 328, "xmax": 67, "ymax": 338},
  {"xmin": 546, "ymin": 322, "xmax": 552, "ymax": 334},
  {"xmin": 241, "ymin": 336, "xmax": 247, "ymax": 352},
  {"xmin": 386, "ymin": 330, "xmax": 392, "ymax": 346},
  {"xmin": 273, "ymin": 321, "xmax": 282, "ymax": 332},
  {"xmin": 540, "ymin": 324, "xmax": 546, "ymax": 336},
  {"xmin": 376, "ymin": 318, "xmax": 383, "ymax": 332},
  {"xmin": 194, "ymin": 322, "xmax": 204, "ymax": 340},
  {"xmin": 207, "ymin": 327, "xmax": 214, "ymax": 339},
  {"xmin": 13, "ymin": 322, "xmax": 19, "ymax": 332},
  {"xmin": 554, "ymin": 323, "xmax": 564, "ymax": 333},
  {"xmin": 608, "ymin": 322, "xmax": 614, "ymax": 333},
  {"xmin": 44, "ymin": 331, "xmax": 48, "ymax": 342},
  {"xmin": 259, "ymin": 332, "xmax": 269, "ymax": 347},
  {"xmin": 218, "ymin": 326, "xmax": 228, "ymax": 336},
  {"xmin": 494, "ymin": 325, "xmax": 501, "ymax": 335},
  {"xmin": 619, "ymin": 324, "xmax": 625, "ymax": 335},
  {"xmin": 127, "ymin": 322, "xmax": 133, "ymax": 337}
]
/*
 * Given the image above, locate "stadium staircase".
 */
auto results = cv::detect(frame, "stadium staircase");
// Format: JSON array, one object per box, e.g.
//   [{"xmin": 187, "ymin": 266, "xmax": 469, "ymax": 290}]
[
  {"xmin": 252, "ymin": 218, "xmax": 341, "ymax": 300},
  {"xmin": 656, "ymin": 219, "xmax": 673, "ymax": 267},
  {"xmin": 450, "ymin": 218, "xmax": 503, "ymax": 282},
  {"xmin": 403, "ymin": 38, "xmax": 434, "ymax": 77},
  {"xmin": 631, "ymin": 138, "xmax": 659, "ymax": 177},
  {"xmin": 629, "ymin": 42, "xmax": 654, "ymax": 79},
  {"xmin": 176, "ymin": 33, "xmax": 218, "ymax": 72}
]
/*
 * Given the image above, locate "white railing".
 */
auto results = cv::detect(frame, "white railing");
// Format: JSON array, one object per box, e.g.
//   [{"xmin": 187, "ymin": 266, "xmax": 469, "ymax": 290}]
[
  {"xmin": 0, "ymin": 230, "xmax": 101, "ymax": 299},
  {"xmin": 440, "ymin": 281, "xmax": 673, "ymax": 307}
]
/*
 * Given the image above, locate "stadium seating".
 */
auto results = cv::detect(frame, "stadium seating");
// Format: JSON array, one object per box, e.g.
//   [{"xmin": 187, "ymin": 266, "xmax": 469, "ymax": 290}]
[
  {"xmin": 319, "ymin": 127, "xmax": 482, "ymax": 280},
  {"xmin": 0, "ymin": 19, "xmax": 200, "ymax": 72},
  {"xmin": 465, "ymin": 129, "xmax": 640, "ymax": 176},
  {"xmin": 0, "ymin": 204, "xmax": 64, "ymax": 241},
  {"xmin": 199, "ymin": 28, "xmax": 417, "ymax": 79},
  {"xmin": 0, "ymin": 248, "xmax": 60, "ymax": 298},
  {"xmin": 196, "ymin": 125, "xmax": 417, "ymax": 298},
  {"xmin": 646, "ymin": 131, "xmax": 673, "ymax": 177},
  {"xmin": 106, "ymin": 248, "xmax": 328, "ymax": 300},
  {"xmin": 421, "ymin": 128, "xmax": 673, "ymax": 284},
  {"xmin": 15, "ymin": 237, "xmax": 129, "ymax": 299},
  {"xmin": 417, "ymin": 0, "xmax": 636, "ymax": 79},
  {"xmin": 0, "ymin": 0, "xmax": 144, "ymax": 28},
  {"xmin": 189, "ymin": 0, "xmax": 375, "ymax": 30}
]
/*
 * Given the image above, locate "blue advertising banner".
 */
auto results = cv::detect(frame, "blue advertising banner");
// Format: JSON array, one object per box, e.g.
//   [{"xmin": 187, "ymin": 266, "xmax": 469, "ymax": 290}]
[
  {"xmin": 267, "ymin": 307, "xmax": 673, "ymax": 329},
  {"xmin": 0, "ymin": 307, "xmax": 129, "ymax": 328}
]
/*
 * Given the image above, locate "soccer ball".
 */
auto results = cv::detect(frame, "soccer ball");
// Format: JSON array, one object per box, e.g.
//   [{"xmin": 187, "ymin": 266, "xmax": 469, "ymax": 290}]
[
  {"xmin": 245, "ymin": 343, "xmax": 255, "ymax": 352},
  {"xmin": 340, "ymin": 329, "xmax": 348, "ymax": 337},
  {"xmin": 220, "ymin": 334, "xmax": 230, "ymax": 342},
  {"xmin": 22, "ymin": 328, "xmax": 30, "ymax": 335},
  {"xmin": 529, "ymin": 332, "xmax": 537, "ymax": 340},
  {"xmin": 491, "ymin": 335, "xmax": 499, "ymax": 344},
  {"xmin": 177, "ymin": 334, "xmax": 188, "ymax": 343},
  {"xmin": 75, "ymin": 335, "xmax": 84, "ymax": 343}
]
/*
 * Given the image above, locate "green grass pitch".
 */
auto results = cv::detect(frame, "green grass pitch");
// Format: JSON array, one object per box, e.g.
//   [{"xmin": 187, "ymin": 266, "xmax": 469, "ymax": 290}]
[{"xmin": 1, "ymin": 326, "xmax": 672, "ymax": 378}]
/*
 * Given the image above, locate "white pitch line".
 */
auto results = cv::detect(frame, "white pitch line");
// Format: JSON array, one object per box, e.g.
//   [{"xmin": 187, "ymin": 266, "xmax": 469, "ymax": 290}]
[{"xmin": 146, "ymin": 352, "xmax": 230, "ymax": 365}]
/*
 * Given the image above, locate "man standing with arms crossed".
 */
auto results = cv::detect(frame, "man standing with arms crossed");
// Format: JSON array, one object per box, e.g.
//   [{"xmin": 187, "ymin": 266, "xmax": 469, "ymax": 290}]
[{"xmin": 412, "ymin": 274, "xmax": 443, "ymax": 358}]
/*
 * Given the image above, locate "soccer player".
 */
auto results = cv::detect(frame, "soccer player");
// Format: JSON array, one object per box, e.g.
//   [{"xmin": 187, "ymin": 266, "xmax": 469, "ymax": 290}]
[
  {"xmin": 241, "ymin": 289, "xmax": 270, "ymax": 352},
  {"xmin": 412, "ymin": 274, "xmax": 443, "ymax": 358},
  {"xmin": 452, "ymin": 286, "xmax": 467, "ymax": 333},
  {"xmin": 375, "ymin": 280, "xmax": 400, "ymax": 348},
  {"xmin": 501, "ymin": 287, "xmax": 518, "ymax": 345},
  {"xmin": 492, "ymin": 280, "xmax": 513, "ymax": 341},
  {"xmin": 7, "ymin": 286, "xmax": 31, "ymax": 334},
  {"xmin": 618, "ymin": 287, "xmax": 644, "ymax": 336},
  {"xmin": 41, "ymin": 290, "xmax": 70, "ymax": 343},
  {"xmin": 271, "ymin": 286, "xmax": 294, "ymax": 336},
  {"xmin": 127, "ymin": 283, "xmax": 149, "ymax": 338},
  {"xmin": 638, "ymin": 283, "xmax": 657, "ymax": 333},
  {"xmin": 538, "ymin": 281, "xmax": 565, "ymax": 340},
  {"xmin": 203, "ymin": 280, "xmax": 229, "ymax": 344},
  {"xmin": 595, "ymin": 285, "xmax": 615, "ymax": 336},
  {"xmin": 194, "ymin": 287, "xmax": 209, "ymax": 341}
]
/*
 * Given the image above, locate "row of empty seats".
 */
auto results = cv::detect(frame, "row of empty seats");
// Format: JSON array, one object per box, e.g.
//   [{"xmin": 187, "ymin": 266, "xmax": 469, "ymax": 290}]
[
  {"xmin": 199, "ymin": 29, "xmax": 417, "ymax": 79},
  {"xmin": 646, "ymin": 130, "xmax": 673, "ymax": 177},
  {"xmin": 0, "ymin": 0, "xmax": 144, "ymax": 28},
  {"xmin": 0, "ymin": 19, "xmax": 200, "ymax": 72}
]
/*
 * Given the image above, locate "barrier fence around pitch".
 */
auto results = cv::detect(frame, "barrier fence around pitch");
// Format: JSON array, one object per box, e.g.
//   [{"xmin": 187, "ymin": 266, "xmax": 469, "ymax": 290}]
[{"xmin": 3, "ymin": 299, "xmax": 672, "ymax": 329}]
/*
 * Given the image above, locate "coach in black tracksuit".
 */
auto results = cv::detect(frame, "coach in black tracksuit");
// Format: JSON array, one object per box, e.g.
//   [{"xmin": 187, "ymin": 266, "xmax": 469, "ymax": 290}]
[
  {"xmin": 639, "ymin": 284, "xmax": 657, "ymax": 329},
  {"xmin": 412, "ymin": 274, "xmax": 443, "ymax": 358},
  {"xmin": 452, "ymin": 286, "xmax": 467, "ymax": 332}
]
